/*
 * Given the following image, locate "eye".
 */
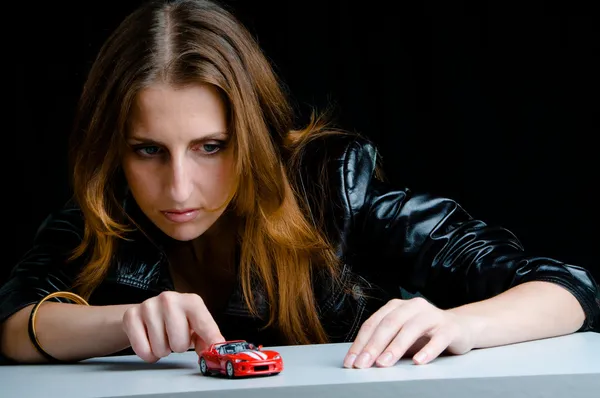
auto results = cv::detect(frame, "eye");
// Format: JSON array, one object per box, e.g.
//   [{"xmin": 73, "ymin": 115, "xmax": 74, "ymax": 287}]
[
  {"xmin": 202, "ymin": 143, "xmax": 220, "ymax": 153},
  {"xmin": 194, "ymin": 141, "xmax": 225, "ymax": 155},
  {"xmin": 134, "ymin": 145, "xmax": 162, "ymax": 157}
]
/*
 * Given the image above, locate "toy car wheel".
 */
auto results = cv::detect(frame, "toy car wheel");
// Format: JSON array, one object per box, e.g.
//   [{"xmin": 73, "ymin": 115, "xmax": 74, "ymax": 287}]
[
  {"xmin": 199, "ymin": 357, "xmax": 209, "ymax": 376},
  {"xmin": 226, "ymin": 361, "xmax": 235, "ymax": 378}
]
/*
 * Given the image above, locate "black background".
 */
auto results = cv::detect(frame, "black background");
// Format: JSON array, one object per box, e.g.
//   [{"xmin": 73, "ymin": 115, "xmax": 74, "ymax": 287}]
[{"xmin": 6, "ymin": 1, "xmax": 599, "ymax": 285}]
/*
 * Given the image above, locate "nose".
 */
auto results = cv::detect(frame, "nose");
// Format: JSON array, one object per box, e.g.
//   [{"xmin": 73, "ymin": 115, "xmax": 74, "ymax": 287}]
[{"xmin": 167, "ymin": 156, "xmax": 194, "ymax": 204}]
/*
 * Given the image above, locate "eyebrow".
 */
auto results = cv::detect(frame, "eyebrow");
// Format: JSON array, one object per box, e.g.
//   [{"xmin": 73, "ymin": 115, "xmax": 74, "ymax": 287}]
[{"xmin": 127, "ymin": 132, "xmax": 228, "ymax": 145}]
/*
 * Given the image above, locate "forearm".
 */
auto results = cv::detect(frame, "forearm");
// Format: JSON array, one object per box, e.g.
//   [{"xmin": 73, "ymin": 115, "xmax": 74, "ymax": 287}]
[
  {"xmin": 0, "ymin": 302, "xmax": 135, "ymax": 363},
  {"xmin": 448, "ymin": 281, "xmax": 586, "ymax": 349}
]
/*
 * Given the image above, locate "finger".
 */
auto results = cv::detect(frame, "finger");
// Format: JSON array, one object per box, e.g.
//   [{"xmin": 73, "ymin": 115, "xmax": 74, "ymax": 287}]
[
  {"xmin": 403, "ymin": 335, "xmax": 430, "ymax": 357},
  {"xmin": 123, "ymin": 307, "xmax": 159, "ymax": 363},
  {"xmin": 183, "ymin": 294, "xmax": 225, "ymax": 345},
  {"xmin": 353, "ymin": 305, "xmax": 424, "ymax": 369},
  {"xmin": 343, "ymin": 299, "xmax": 404, "ymax": 368},
  {"xmin": 141, "ymin": 300, "xmax": 171, "ymax": 359},
  {"xmin": 191, "ymin": 332, "xmax": 209, "ymax": 356},
  {"xmin": 376, "ymin": 312, "xmax": 441, "ymax": 367},
  {"xmin": 189, "ymin": 330, "xmax": 197, "ymax": 350},
  {"xmin": 160, "ymin": 293, "xmax": 191, "ymax": 353},
  {"xmin": 412, "ymin": 325, "xmax": 456, "ymax": 365}
]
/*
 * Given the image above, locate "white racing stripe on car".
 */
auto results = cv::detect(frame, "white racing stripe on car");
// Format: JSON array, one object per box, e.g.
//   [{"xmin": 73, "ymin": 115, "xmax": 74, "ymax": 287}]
[{"xmin": 242, "ymin": 352, "xmax": 264, "ymax": 361}]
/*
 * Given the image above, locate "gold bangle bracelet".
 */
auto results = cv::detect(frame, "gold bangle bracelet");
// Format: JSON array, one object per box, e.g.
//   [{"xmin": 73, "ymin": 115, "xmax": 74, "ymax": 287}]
[{"xmin": 28, "ymin": 291, "xmax": 89, "ymax": 362}]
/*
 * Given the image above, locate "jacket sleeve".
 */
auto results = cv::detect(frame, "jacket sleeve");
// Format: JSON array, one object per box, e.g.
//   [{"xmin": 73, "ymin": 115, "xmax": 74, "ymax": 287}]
[
  {"xmin": 344, "ymin": 139, "xmax": 600, "ymax": 333},
  {"xmin": 0, "ymin": 200, "xmax": 87, "ymax": 329}
]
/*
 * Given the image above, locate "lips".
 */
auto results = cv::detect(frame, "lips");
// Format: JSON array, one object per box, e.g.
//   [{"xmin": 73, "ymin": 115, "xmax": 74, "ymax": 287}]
[{"xmin": 161, "ymin": 209, "xmax": 200, "ymax": 223}]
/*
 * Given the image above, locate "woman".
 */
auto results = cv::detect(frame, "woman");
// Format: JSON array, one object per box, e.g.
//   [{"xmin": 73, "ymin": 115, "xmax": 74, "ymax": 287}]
[{"xmin": 1, "ymin": 0, "xmax": 598, "ymax": 369}]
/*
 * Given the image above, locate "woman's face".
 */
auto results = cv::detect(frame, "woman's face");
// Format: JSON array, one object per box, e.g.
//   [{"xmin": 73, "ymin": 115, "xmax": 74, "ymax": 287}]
[{"xmin": 122, "ymin": 83, "xmax": 235, "ymax": 241}]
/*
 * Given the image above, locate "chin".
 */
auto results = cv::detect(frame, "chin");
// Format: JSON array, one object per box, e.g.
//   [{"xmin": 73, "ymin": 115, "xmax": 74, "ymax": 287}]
[
  {"xmin": 166, "ymin": 230, "xmax": 203, "ymax": 241},
  {"xmin": 158, "ymin": 223, "xmax": 209, "ymax": 242}
]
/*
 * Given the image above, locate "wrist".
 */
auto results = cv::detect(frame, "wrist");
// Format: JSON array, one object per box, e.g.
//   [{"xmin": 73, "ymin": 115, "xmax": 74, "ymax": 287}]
[
  {"xmin": 447, "ymin": 305, "xmax": 489, "ymax": 350},
  {"xmin": 97, "ymin": 304, "xmax": 137, "ymax": 355}
]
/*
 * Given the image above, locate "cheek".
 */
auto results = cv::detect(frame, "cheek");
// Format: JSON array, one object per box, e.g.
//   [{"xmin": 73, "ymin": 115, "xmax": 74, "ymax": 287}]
[
  {"xmin": 122, "ymin": 157, "xmax": 157, "ymax": 201},
  {"xmin": 200, "ymin": 155, "xmax": 235, "ymax": 199}
]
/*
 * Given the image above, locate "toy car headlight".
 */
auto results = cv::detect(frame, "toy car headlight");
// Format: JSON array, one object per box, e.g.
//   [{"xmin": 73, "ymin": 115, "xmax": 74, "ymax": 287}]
[
  {"xmin": 273, "ymin": 355, "xmax": 280, "ymax": 359},
  {"xmin": 235, "ymin": 359, "xmax": 247, "ymax": 363}
]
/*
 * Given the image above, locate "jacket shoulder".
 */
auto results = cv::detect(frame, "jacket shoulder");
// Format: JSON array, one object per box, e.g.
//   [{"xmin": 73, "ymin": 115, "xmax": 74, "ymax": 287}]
[
  {"xmin": 29, "ymin": 199, "xmax": 85, "ymax": 257},
  {"xmin": 292, "ymin": 132, "xmax": 384, "ymax": 254}
]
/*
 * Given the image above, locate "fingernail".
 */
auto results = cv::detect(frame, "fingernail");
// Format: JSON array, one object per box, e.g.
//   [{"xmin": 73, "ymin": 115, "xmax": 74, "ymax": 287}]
[
  {"xmin": 343, "ymin": 353, "xmax": 357, "ymax": 368},
  {"xmin": 414, "ymin": 351, "xmax": 427, "ymax": 364},
  {"xmin": 376, "ymin": 352, "xmax": 393, "ymax": 366},
  {"xmin": 354, "ymin": 352, "xmax": 371, "ymax": 368}
]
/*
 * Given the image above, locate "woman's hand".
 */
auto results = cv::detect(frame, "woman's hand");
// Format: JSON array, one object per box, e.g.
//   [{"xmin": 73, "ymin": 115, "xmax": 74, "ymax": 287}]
[
  {"xmin": 122, "ymin": 291, "xmax": 224, "ymax": 362},
  {"xmin": 343, "ymin": 297, "xmax": 479, "ymax": 368}
]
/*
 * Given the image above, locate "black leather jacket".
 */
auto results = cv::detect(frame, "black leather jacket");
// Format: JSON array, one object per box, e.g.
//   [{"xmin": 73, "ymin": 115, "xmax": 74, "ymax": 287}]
[{"xmin": 1, "ymin": 135, "xmax": 599, "ymax": 358}]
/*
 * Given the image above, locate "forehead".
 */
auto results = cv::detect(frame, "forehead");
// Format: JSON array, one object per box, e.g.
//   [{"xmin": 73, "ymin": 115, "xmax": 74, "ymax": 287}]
[{"xmin": 129, "ymin": 83, "xmax": 227, "ymax": 136}]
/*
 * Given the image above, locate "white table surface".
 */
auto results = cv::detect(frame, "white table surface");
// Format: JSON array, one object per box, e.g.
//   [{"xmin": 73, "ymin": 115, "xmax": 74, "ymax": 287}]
[{"xmin": 1, "ymin": 332, "xmax": 599, "ymax": 398}]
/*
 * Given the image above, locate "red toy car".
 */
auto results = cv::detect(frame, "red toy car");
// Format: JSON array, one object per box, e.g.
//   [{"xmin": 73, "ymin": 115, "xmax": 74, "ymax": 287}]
[{"xmin": 198, "ymin": 340, "xmax": 283, "ymax": 378}]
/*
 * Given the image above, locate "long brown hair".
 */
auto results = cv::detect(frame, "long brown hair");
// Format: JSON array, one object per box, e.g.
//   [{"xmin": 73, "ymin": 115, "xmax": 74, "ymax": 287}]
[{"xmin": 69, "ymin": 0, "xmax": 349, "ymax": 344}]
